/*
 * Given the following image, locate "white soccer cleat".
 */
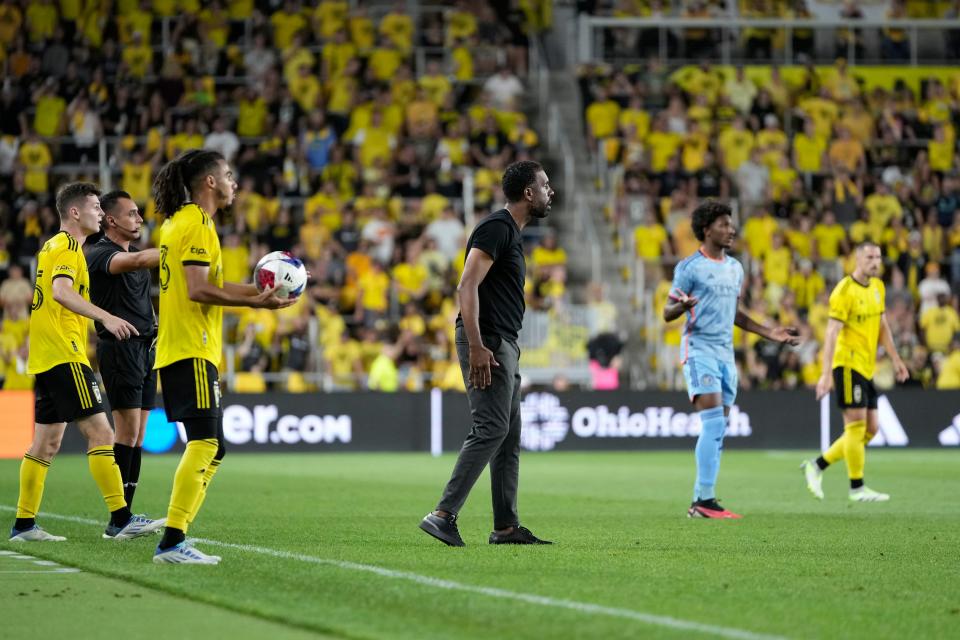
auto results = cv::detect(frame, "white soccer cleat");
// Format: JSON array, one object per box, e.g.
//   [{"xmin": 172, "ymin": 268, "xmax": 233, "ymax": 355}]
[
  {"xmin": 849, "ymin": 486, "xmax": 890, "ymax": 503},
  {"xmin": 153, "ymin": 541, "xmax": 221, "ymax": 565},
  {"xmin": 800, "ymin": 460, "xmax": 824, "ymax": 500},
  {"xmin": 9, "ymin": 525, "xmax": 66, "ymax": 542},
  {"xmin": 103, "ymin": 515, "xmax": 166, "ymax": 540}
]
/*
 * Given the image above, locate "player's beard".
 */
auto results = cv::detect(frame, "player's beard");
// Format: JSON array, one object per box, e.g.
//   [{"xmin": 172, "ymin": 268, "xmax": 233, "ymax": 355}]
[
  {"xmin": 216, "ymin": 183, "xmax": 234, "ymax": 209},
  {"xmin": 531, "ymin": 199, "xmax": 550, "ymax": 219}
]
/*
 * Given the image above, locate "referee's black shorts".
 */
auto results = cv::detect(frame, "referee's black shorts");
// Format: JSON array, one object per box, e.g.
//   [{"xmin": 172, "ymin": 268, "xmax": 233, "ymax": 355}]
[
  {"xmin": 158, "ymin": 358, "xmax": 222, "ymax": 422},
  {"xmin": 34, "ymin": 362, "xmax": 107, "ymax": 424},
  {"xmin": 832, "ymin": 366, "xmax": 878, "ymax": 410},
  {"xmin": 97, "ymin": 338, "xmax": 157, "ymax": 411}
]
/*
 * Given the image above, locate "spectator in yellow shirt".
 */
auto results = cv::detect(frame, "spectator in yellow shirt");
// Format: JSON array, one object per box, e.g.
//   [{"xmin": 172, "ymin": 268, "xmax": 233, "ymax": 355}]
[
  {"xmin": 864, "ymin": 181, "xmax": 903, "ymax": 227},
  {"xmin": 828, "ymin": 126, "xmax": 865, "ymax": 174},
  {"xmin": 379, "ymin": 1, "xmax": 413, "ymax": 54},
  {"xmin": 17, "ymin": 133, "xmax": 51, "ymax": 195},
  {"xmin": 763, "ymin": 232, "xmax": 792, "ymax": 288},
  {"xmin": 355, "ymin": 259, "xmax": 390, "ymax": 327},
  {"xmin": 585, "ymin": 87, "xmax": 621, "ymax": 154},
  {"xmin": 741, "ymin": 207, "xmax": 778, "ymax": 259},
  {"xmin": 718, "ymin": 116, "xmax": 754, "ymax": 174},
  {"xmin": 811, "ymin": 210, "xmax": 848, "ymax": 262},
  {"xmin": 921, "ymin": 294, "xmax": 960, "ymax": 354},
  {"xmin": 271, "ymin": 0, "xmax": 307, "ymax": 49},
  {"xmin": 935, "ymin": 335, "xmax": 960, "ymax": 388},
  {"xmin": 633, "ymin": 210, "xmax": 671, "ymax": 263},
  {"xmin": 793, "ymin": 118, "xmax": 827, "ymax": 174},
  {"xmin": 531, "ymin": 232, "xmax": 567, "ymax": 276},
  {"xmin": 928, "ymin": 124, "xmax": 955, "ymax": 173},
  {"xmin": 788, "ymin": 259, "xmax": 825, "ymax": 311}
]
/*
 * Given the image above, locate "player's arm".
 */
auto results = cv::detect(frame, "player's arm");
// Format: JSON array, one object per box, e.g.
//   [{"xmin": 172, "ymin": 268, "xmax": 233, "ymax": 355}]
[
  {"xmin": 183, "ymin": 264, "xmax": 293, "ymax": 309},
  {"xmin": 879, "ymin": 313, "xmax": 910, "ymax": 383},
  {"xmin": 663, "ymin": 289, "xmax": 696, "ymax": 322},
  {"xmin": 51, "ymin": 276, "xmax": 138, "ymax": 340},
  {"xmin": 107, "ymin": 248, "xmax": 160, "ymax": 274},
  {"xmin": 457, "ymin": 247, "xmax": 499, "ymax": 389},
  {"xmin": 222, "ymin": 281, "xmax": 260, "ymax": 296},
  {"xmin": 734, "ymin": 306, "xmax": 800, "ymax": 345},
  {"xmin": 815, "ymin": 317, "xmax": 844, "ymax": 400}
]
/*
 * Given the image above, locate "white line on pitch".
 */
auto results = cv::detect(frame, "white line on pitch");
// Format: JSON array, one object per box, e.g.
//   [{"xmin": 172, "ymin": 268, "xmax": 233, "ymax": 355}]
[{"xmin": 0, "ymin": 506, "xmax": 785, "ymax": 640}]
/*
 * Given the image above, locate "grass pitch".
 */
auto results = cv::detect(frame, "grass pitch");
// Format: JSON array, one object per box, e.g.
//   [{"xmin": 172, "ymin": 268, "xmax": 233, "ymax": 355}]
[{"xmin": 0, "ymin": 450, "xmax": 957, "ymax": 639}]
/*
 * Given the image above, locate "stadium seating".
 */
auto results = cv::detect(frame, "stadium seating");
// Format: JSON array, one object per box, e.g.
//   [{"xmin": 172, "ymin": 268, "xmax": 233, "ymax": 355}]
[{"xmin": 0, "ymin": 0, "xmax": 569, "ymax": 393}]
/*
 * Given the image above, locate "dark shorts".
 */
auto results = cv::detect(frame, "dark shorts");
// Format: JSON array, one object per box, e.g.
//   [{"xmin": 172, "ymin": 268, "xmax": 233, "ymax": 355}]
[
  {"xmin": 158, "ymin": 358, "xmax": 222, "ymax": 421},
  {"xmin": 97, "ymin": 339, "xmax": 157, "ymax": 411},
  {"xmin": 833, "ymin": 366, "xmax": 878, "ymax": 410},
  {"xmin": 34, "ymin": 362, "xmax": 107, "ymax": 424}
]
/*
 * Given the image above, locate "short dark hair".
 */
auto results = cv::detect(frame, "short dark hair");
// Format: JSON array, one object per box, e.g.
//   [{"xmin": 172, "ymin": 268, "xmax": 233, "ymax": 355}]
[
  {"xmin": 691, "ymin": 200, "xmax": 732, "ymax": 242},
  {"xmin": 99, "ymin": 190, "xmax": 133, "ymax": 216},
  {"xmin": 501, "ymin": 160, "xmax": 543, "ymax": 203},
  {"xmin": 55, "ymin": 182, "xmax": 100, "ymax": 219}
]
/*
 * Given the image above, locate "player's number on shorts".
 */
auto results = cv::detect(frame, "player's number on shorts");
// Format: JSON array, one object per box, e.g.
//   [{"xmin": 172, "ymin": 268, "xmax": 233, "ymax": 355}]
[{"xmin": 159, "ymin": 245, "xmax": 170, "ymax": 291}]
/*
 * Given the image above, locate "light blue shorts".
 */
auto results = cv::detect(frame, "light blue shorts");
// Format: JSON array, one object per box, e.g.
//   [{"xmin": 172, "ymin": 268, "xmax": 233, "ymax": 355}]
[{"xmin": 683, "ymin": 356, "xmax": 738, "ymax": 407}]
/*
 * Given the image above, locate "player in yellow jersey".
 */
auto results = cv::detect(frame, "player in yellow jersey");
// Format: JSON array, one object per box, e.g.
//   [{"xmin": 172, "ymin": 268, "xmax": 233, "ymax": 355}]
[
  {"xmin": 150, "ymin": 150, "xmax": 293, "ymax": 564},
  {"xmin": 9, "ymin": 182, "xmax": 164, "ymax": 542},
  {"xmin": 802, "ymin": 242, "xmax": 909, "ymax": 503}
]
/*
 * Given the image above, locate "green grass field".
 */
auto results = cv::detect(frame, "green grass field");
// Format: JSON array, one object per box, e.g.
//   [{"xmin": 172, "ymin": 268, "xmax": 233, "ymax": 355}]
[{"xmin": 0, "ymin": 450, "xmax": 957, "ymax": 639}]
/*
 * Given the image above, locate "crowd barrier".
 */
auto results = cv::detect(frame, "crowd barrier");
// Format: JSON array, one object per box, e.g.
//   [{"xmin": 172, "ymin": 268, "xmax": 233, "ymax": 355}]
[{"xmin": 2, "ymin": 389, "xmax": 956, "ymax": 457}]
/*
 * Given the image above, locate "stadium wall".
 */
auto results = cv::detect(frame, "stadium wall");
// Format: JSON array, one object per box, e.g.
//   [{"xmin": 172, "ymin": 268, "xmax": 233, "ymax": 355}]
[{"xmin": 2, "ymin": 390, "xmax": 956, "ymax": 457}]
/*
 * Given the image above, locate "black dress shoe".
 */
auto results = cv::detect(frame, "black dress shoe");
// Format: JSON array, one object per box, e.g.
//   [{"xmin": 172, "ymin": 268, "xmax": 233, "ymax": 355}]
[
  {"xmin": 488, "ymin": 525, "xmax": 552, "ymax": 545},
  {"xmin": 419, "ymin": 512, "xmax": 465, "ymax": 547}
]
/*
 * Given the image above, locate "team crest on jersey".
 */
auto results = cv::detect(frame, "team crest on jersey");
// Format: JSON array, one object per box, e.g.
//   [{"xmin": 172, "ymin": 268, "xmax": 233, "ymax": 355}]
[
  {"xmin": 91, "ymin": 381, "xmax": 102, "ymax": 404},
  {"xmin": 701, "ymin": 374, "xmax": 715, "ymax": 387}
]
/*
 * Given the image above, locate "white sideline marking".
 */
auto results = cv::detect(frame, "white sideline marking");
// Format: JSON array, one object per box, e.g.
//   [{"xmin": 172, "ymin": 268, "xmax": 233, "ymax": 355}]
[
  {"xmin": 0, "ymin": 506, "xmax": 784, "ymax": 640},
  {"xmin": 0, "ymin": 546, "xmax": 81, "ymax": 573}
]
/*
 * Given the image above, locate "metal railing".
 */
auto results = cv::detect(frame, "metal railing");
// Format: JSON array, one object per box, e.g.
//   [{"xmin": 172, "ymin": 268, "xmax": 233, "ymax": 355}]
[{"xmin": 577, "ymin": 15, "xmax": 960, "ymax": 66}]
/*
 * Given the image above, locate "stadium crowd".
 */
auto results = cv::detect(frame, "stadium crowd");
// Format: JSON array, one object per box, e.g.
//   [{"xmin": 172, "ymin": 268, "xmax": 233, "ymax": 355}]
[
  {"xmin": 580, "ymin": 51, "xmax": 960, "ymax": 390},
  {"xmin": 0, "ymin": 0, "xmax": 567, "ymax": 394}
]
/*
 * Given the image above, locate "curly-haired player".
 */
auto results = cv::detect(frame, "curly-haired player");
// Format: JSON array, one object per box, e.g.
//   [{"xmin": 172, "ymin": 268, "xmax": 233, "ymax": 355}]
[{"xmin": 663, "ymin": 201, "xmax": 800, "ymax": 519}]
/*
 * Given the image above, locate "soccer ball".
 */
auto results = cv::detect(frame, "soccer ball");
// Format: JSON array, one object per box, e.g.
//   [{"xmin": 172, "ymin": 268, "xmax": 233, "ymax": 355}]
[{"xmin": 253, "ymin": 251, "xmax": 307, "ymax": 300}]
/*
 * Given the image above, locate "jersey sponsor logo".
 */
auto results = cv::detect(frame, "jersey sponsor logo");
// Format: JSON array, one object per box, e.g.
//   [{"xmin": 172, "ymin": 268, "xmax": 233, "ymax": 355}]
[
  {"xmin": 54, "ymin": 264, "xmax": 75, "ymax": 274},
  {"xmin": 189, "ymin": 246, "xmax": 208, "ymax": 255}
]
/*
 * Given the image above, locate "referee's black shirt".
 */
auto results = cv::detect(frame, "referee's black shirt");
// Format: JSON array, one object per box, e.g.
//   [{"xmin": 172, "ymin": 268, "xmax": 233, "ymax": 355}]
[{"xmin": 86, "ymin": 237, "xmax": 157, "ymax": 341}]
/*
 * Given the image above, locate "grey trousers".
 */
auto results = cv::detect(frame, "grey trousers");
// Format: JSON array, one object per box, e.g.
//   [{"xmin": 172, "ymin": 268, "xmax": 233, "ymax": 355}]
[{"xmin": 437, "ymin": 328, "xmax": 522, "ymax": 530}]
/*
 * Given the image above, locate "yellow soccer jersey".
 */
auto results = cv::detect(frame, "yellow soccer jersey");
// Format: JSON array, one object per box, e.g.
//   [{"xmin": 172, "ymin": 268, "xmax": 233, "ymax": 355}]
[
  {"xmin": 829, "ymin": 276, "xmax": 885, "ymax": 379},
  {"xmin": 155, "ymin": 204, "xmax": 224, "ymax": 369},
  {"xmin": 27, "ymin": 232, "xmax": 90, "ymax": 374}
]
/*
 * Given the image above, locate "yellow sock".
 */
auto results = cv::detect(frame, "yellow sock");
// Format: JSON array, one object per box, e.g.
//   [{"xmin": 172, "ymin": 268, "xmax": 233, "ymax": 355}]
[
  {"xmin": 166, "ymin": 439, "xmax": 218, "ymax": 532},
  {"xmin": 187, "ymin": 458, "xmax": 221, "ymax": 526},
  {"xmin": 863, "ymin": 429, "xmax": 876, "ymax": 445},
  {"xmin": 16, "ymin": 455, "xmax": 51, "ymax": 518},
  {"xmin": 87, "ymin": 446, "xmax": 126, "ymax": 512},
  {"xmin": 843, "ymin": 420, "xmax": 867, "ymax": 481},
  {"xmin": 822, "ymin": 433, "xmax": 847, "ymax": 465}
]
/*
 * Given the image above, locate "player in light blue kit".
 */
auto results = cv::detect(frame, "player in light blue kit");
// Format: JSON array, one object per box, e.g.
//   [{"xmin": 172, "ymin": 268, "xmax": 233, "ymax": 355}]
[{"xmin": 663, "ymin": 201, "xmax": 799, "ymax": 519}]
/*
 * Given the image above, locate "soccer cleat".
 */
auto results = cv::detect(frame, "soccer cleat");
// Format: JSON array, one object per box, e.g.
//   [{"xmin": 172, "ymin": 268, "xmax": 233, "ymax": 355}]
[
  {"xmin": 687, "ymin": 498, "xmax": 743, "ymax": 519},
  {"xmin": 849, "ymin": 487, "xmax": 890, "ymax": 503},
  {"xmin": 489, "ymin": 525, "xmax": 552, "ymax": 545},
  {"xmin": 419, "ymin": 512, "xmax": 465, "ymax": 547},
  {"xmin": 103, "ymin": 515, "xmax": 166, "ymax": 540},
  {"xmin": 801, "ymin": 459, "xmax": 825, "ymax": 500},
  {"xmin": 9, "ymin": 525, "xmax": 66, "ymax": 542},
  {"xmin": 153, "ymin": 541, "xmax": 221, "ymax": 564}
]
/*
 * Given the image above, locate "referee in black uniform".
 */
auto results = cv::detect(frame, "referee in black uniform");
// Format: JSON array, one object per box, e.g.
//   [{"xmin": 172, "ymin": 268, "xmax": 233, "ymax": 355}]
[
  {"xmin": 87, "ymin": 190, "xmax": 161, "ymax": 514},
  {"xmin": 420, "ymin": 161, "xmax": 555, "ymax": 546}
]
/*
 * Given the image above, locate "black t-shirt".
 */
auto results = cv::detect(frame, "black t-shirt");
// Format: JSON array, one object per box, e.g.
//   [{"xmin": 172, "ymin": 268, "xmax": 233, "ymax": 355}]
[
  {"xmin": 456, "ymin": 209, "xmax": 525, "ymax": 341},
  {"xmin": 86, "ymin": 237, "xmax": 157, "ymax": 341}
]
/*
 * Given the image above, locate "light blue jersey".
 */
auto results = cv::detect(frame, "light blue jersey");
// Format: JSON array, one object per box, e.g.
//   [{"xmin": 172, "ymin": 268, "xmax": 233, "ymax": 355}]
[{"xmin": 670, "ymin": 249, "xmax": 744, "ymax": 365}]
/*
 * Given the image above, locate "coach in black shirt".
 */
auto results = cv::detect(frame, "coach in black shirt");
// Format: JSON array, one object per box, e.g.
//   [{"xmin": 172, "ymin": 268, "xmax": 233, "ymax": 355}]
[
  {"xmin": 86, "ymin": 190, "xmax": 160, "ymax": 514},
  {"xmin": 420, "ymin": 160, "xmax": 554, "ymax": 547}
]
